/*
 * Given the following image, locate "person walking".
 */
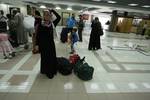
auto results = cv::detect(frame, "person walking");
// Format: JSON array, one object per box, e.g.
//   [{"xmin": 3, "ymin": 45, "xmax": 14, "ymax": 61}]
[
  {"xmin": 13, "ymin": 9, "xmax": 28, "ymax": 49},
  {"xmin": 66, "ymin": 13, "xmax": 76, "ymax": 32},
  {"xmin": 77, "ymin": 15, "xmax": 84, "ymax": 42}
]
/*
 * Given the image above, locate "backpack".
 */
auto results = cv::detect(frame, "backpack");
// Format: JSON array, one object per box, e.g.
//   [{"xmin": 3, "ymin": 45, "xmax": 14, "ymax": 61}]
[
  {"xmin": 57, "ymin": 57, "xmax": 73, "ymax": 75},
  {"xmin": 74, "ymin": 57, "xmax": 94, "ymax": 81}
]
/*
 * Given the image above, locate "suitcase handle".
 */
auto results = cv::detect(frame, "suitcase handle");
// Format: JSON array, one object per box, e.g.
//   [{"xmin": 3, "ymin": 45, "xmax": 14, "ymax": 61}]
[{"xmin": 80, "ymin": 56, "xmax": 85, "ymax": 62}]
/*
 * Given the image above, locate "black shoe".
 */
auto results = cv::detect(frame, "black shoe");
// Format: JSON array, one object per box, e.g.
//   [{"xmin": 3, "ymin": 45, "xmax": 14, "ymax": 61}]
[
  {"xmin": 24, "ymin": 44, "xmax": 29, "ymax": 50},
  {"xmin": 40, "ymin": 72, "xmax": 45, "ymax": 74},
  {"xmin": 4, "ymin": 56, "xmax": 8, "ymax": 59},
  {"xmin": 88, "ymin": 48, "xmax": 92, "ymax": 50},
  {"xmin": 53, "ymin": 71, "xmax": 57, "ymax": 75},
  {"xmin": 9, "ymin": 52, "xmax": 15, "ymax": 57},
  {"xmin": 46, "ymin": 74, "xmax": 54, "ymax": 79},
  {"xmin": 70, "ymin": 51, "xmax": 74, "ymax": 54},
  {"xmin": 12, "ymin": 52, "xmax": 16, "ymax": 57}
]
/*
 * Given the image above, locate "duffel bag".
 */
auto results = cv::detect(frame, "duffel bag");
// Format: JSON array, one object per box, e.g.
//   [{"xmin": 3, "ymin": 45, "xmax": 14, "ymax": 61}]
[
  {"xmin": 57, "ymin": 57, "xmax": 73, "ymax": 75},
  {"xmin": 77, "ymin": 63, "xmax": 94, "ymax": 81},
  {"xmin": 74, "ymin": 57, "xmax": 85, "ymax": 74}
]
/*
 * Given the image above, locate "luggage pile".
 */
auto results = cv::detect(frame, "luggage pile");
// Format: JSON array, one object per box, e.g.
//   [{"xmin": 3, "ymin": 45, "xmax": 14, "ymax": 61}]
[{"xmin": 57, "ymin": 54, "xmax": 94, "ymax": 81}]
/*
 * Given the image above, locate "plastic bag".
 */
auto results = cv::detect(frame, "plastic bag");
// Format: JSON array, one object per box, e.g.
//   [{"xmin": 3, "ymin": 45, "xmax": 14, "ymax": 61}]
[{"xmin": 23, "ymin": 15, "xmax": 35, "ymax": 29}]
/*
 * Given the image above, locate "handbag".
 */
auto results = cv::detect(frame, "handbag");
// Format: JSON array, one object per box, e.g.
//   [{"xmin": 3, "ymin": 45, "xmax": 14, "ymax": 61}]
[{"xmin": 99, "ymin": 28, "xmax": 104, "ymax": 36}]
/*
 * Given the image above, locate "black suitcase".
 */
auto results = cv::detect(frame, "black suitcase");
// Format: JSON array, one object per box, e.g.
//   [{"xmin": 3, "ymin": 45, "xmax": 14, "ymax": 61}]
[{"xmin": 60, "ymin": 28, "xmax": 69, "ymax": 43}]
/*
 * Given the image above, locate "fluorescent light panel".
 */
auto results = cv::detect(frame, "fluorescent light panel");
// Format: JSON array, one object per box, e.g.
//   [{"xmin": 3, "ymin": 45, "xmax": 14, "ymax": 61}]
[
  {"xmin": 128, "ymin": 3, "xmax": 138, "ymax": 6},
  {"xmin": 142, "ymin": 5, "xmax": 150, "ymax": 8},
  {"xmin": 92, "ymin": 0, "xmax": 101, "ymax": 1},
  {"xmin": 107, "ymin": 1, "xmax": 117, "ymax": 4},
  {"xmin": 40, "ymin": 5, "xmax": 46, "ymax": 9},
  {"xmin": 67, "ymin": 7, "xmax": 72, "ymax": 10},
  {"xmin": 56, "ymin": 6, "xmax": 61, "ymax": 10}
]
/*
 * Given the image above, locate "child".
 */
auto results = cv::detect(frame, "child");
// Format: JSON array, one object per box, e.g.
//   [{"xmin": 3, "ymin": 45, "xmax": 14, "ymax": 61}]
[
  {"xmin": 0, "ymin": 11, "xmax": 15, "ymax": 59},
  {"xmin": 69, "ymin": 28, "xmax": 78, "ymax": 54},
  {"xmin": 0, "ymin": 33, "xmax": 15, "ymax": 59}
]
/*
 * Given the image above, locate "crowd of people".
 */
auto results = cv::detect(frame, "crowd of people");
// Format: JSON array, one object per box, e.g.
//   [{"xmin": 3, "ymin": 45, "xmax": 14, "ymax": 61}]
[{"xmin": 0, "ymin": 8, "xmax": 103, "ymax": 79}]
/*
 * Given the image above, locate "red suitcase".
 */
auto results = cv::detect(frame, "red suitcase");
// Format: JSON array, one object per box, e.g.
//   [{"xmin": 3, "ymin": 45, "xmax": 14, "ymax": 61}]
[{"xmin": 69, "ymin": 54, "xmax": 80, "ymax": 64}]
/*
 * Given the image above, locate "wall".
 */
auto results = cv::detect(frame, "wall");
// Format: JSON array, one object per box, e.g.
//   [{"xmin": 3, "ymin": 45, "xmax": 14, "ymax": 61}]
[
  {"xmin": 0, "ymin": 3, "xmax": 27, "ymax": 16},
  {"xmin": 0, "ymin": 3, "xmax": 9, "ymax": 15}
]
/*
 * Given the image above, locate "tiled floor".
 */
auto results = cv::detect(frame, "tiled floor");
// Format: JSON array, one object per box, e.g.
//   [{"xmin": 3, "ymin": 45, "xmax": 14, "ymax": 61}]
[{"xmin": 0, "ymin": 28, "xmax": 150, "ymax": 100}]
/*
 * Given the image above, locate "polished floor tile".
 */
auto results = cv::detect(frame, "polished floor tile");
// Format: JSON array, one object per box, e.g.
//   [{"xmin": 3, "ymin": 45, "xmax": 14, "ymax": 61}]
[
  {"xmin": 48, "ymin": 93, "xmax": 68, "ymax": 100},
  {"xmin": 26, "ymin": 93, "xmax": 48, "ymax": 100},
  {"xmin": 88, "ymin": 93, "xmax": 107, "ymax": 100},
  {"xmin": 8, "ymin": 75, "xmax": 28, "ymax": 85},
  {"xmin": 3, "ymin": 93, "xmax": 27, "ymax": 100},
  {"xmin": 0, "ymin": 28, "xmax": 150, "ymax": 99},
  {"xmin": 68, "ymin": 93, "xmax": 89, "ymax": 100},
  {"xmin": 0, "ymin": 74, "xmax": 4, "ymax": 79},
  {"xmin": 19, "ymin": 54, "xmax": 40, "ymax": 71}
]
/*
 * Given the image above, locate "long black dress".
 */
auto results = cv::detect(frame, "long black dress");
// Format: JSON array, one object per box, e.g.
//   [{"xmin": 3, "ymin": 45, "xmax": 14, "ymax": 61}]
[
  {"xmin": 88, "ymin": 20, "xmax": 102, "ymax": 50},
  {"xmin": 36, "ymin": 10, "xmax": 61, "ymax": 78}
]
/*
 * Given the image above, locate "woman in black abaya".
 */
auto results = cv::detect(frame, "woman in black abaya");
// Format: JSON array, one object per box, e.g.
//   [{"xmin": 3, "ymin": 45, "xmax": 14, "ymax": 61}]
[
  {"xmin": 36, "ymin": 9, "xmax": 61, "ymax": 79},
  {"xmin": 88, "ymin": 17, "xmax": 103, "ymax": 50}
]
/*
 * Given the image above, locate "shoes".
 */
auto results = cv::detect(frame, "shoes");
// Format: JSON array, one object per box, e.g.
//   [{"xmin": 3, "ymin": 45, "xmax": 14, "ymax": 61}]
[
  {"xmin": 88, "ymin": 48, "xmax": 102, "ymax": 51},
  {"xmin": 4, "ymin": 56, "xmax": 8, "ymax": 59},
  {"xmin": 24, "ymin": 44, "xmax": 29, "ymax": 50},
  {"xmin": 32, "ymin": 50, "xmax": 39, "ymax": 54},
  {"xmin": 46, "ymin": 74, "xmax": 54, "ymax": 79},
  {"xmin": 70, "ymin": 51, "xmax": 75, "ymax": 54},
  {"xmin": 40, "ymin": 71, "xmax": 45, "ymax": 74},
  {"xmin": 88, "ymin": 48, "xmax": 92, "ymax": 50},
  {"xmin": 10, "ymin": 52, "xmax": 16, "ymax": 57},
  {"xmin": 70, "ymin": 52, "xmax": 73, "ymax": 54},
  {"xmin": 53, "ymin": 71, "xmax": 57, "ymax": 75}
]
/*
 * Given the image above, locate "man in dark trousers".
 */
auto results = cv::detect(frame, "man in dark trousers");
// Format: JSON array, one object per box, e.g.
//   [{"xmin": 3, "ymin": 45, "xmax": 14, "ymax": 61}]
[{"xmin": 77, "ymin": 15, "xmax": 84, "ymax": 42}]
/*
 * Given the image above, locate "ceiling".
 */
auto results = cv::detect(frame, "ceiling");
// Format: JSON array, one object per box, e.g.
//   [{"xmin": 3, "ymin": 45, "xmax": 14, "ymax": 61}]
[{"xmin": 0, "ymin": 0, "xmax": 150, "ymax": 14}]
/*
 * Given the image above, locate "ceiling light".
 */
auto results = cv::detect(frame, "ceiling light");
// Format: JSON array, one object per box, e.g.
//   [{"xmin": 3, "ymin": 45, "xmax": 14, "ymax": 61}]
[
  {"xmin": 128, "ymin": 4, "xmax": 138, "ymax": 6},
  {"xmin": 56, "ymin": 6, "xmax": 61, "ymax": 10},
  {"xmin": 142, "ymin": 5, "xmax": 150, "ymax": 8},
  {"xmin": 107, "ymin": 1, "xmax": 117, "ymax": 4},
  {"xmin": 92, "ymin": 0, "xmax": 101, "ymax": 1},
  {"xmin": 67, "ymin": 7, "xmax": 72, "ymax": 11},
  {"xmin": 40, "ymin": 5, "xmax": 46, "ymax": 9}
]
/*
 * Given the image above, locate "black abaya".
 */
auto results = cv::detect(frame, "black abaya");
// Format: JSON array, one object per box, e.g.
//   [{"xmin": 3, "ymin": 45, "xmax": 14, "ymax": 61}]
[
  {"xmin": 36, "ymin": 10, "xmax": 61, "ymax": 78},
  {"xmin": 88, "ymin": 20, "xmax": 102, "ymax": 50}
]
